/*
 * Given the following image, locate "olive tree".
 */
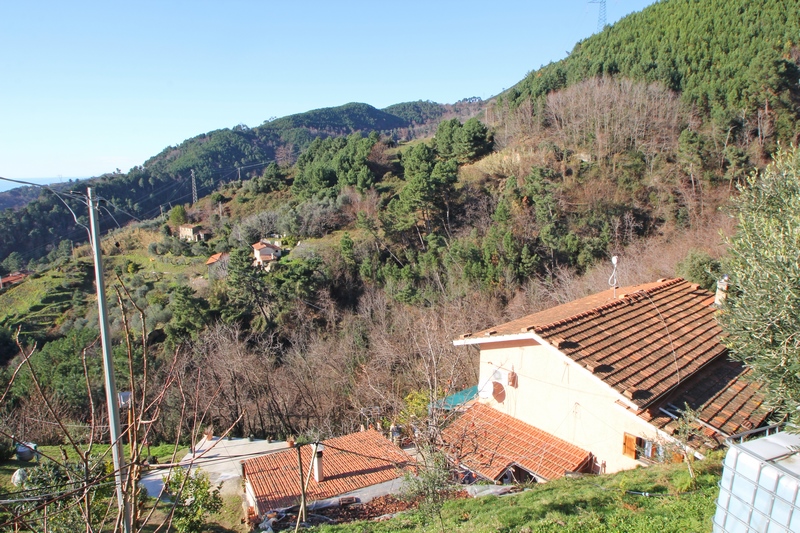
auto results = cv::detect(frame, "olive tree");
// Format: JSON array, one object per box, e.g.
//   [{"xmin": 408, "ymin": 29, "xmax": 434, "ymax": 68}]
[{"xmin": 718, "ymin": 146, "xmax": 800, "ymax": 425}]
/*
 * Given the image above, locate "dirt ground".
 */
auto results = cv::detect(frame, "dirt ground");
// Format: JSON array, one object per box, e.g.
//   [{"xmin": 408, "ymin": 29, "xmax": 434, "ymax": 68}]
[{"xmin": 267, "ymin": 491, "xmax": 469, "ymax": 531}]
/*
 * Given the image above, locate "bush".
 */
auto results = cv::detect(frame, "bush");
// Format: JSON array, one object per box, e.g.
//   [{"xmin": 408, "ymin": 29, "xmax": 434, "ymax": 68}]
[
  {"xmin": 0, "ymin": 436, "xmax": 14, "ymax": 461},
  {"xmin": 164, "ymin": 468, "xmax": 222, "ymax": 533},
  {"xmin": 676, "ymin": 249, "xmax": 720, "ymax": 291}
]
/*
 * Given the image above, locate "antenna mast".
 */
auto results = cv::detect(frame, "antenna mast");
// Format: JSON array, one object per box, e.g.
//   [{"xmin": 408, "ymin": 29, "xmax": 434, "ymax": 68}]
[{"xmin": 589, "ymin": 0, "xmax": 606, "ymax": 32}]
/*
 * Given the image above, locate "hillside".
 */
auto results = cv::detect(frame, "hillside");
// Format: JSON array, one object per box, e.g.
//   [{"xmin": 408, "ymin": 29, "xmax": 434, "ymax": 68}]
[
  {"xmin": 1, "ymin": 1, "xmax": 796, "ymax": 272},
  {"xmin": 503, "ymin": 0, "xmax": 800, "ymax": 148},
  {"xmin": 0, "ymin": 101, "xmax": 483, "ymax": 269}
]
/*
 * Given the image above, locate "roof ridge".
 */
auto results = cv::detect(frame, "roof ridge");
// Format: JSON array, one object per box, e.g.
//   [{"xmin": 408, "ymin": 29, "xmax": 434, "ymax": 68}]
[{"xmin": 534, "ymin": 278, "xmax": 684, "ymax": 333}]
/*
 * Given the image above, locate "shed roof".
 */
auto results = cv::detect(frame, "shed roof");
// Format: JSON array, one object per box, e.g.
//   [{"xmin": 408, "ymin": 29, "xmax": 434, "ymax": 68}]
[
  {"xmin": 460, "ymin": 278, "xmax": 727, "ymax": 409},
  {"xmin": 243, "ymin": 430, "xmax": 412, "ymax": 513},
  {"xmin": 441, "ymin": 403, "xmax": 592, "ymax": 481}
]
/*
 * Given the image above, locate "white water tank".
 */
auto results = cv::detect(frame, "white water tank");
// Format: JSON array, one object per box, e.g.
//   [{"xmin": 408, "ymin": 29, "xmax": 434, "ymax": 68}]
[{"xmin": 713, "ymin": 431, "xmax": 800, "ymax": 533}]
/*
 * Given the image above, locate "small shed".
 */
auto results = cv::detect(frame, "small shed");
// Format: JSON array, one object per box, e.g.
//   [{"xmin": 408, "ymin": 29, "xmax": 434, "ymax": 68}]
[{"xmin": 713, "ymin": 429, "xmax": 800, "ymax": 533}]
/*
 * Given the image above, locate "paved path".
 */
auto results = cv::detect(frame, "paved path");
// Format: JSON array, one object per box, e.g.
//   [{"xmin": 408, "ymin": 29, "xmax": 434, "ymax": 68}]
[{"xmin": 140, "ymin": 437, "xmax": 289, "ymax": 497}]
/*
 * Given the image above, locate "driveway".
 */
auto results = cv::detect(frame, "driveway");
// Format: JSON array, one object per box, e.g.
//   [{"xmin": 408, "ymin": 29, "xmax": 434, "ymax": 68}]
[{"xmin": 140, "ymin": 436, "xmax": 289, "ymax": 497}]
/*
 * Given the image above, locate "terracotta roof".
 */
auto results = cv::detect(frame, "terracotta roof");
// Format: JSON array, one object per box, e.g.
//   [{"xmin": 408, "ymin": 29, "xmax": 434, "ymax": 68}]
[
  {"xmin": 0, "ymin": 273, "xmax": 27, "ymax": 285},
  {"xmin": 243, "ymin": 430, "xmax": 412, "ymax": 513},
  {"xmin": 253, "ymin": 242, "xmax": 280, "ymax": 251},
  {"xmin": 440, "ymin": 403, "xmax": 592, "ymax": 481},
  {"xmin": 638, "ymin": 358, "xmax": 770, "ymax": 444},
  {"xmin": 462, "ymin": 278, "xmax": 727, "ymax": 409},
  {"xmin": 205, "ymin": 252, "xmax": 228, "ymax": 265}
]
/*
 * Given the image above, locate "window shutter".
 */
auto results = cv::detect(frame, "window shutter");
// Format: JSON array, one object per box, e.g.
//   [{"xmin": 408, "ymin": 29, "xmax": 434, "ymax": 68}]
[{"xmin": 623, "ymin": 433, "xmax": 638, "ymax": 458}]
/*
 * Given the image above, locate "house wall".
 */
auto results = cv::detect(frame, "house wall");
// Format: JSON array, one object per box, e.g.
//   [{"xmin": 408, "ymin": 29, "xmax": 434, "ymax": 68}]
[
  {"xmin": 476, "ymin": 339, "xmax": 660, "ymax": 473},
  {"xmin": 244, "ymin": 479, "xmax": 259, "ymax": 515}
]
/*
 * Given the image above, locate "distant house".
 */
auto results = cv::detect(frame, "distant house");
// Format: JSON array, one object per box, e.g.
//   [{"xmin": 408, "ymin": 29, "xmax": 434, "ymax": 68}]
[
  {"xmin": 252, "ymin": 240, "xmax": 282, "ymax": 268},
  {"xmin": 178, "ymin": 224, "xmax": 210, "ymax": 242},
  {"xmin": 0, "ymin": 271, "xmax": 27, "ymax": 289},
  {"xmin": 450, "ymin": 278, "xmax": 769, "ymax": 476},
  {"xmin": 205, "ymin": 252, "xmax": 230, "ymax": 279},
  {"xmin": 242, "ymin": 430, "xmax": 413, "ymax": 524}
]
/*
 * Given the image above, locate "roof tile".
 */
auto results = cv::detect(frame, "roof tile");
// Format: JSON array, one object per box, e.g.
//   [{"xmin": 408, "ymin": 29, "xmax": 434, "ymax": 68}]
[
  {"xmin": 464, "ymin": 279, "xmax": 727, "ymax": 408},
  {"xmin": 441, "ymin": 403, "xmax": 591, "ymax": 481},
  {"xmin": 243, "ymin": 430, "xmax": 413, "ymax": 513}
]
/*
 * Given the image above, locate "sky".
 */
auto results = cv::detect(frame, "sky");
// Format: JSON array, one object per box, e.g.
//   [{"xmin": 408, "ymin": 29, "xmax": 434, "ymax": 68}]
[{"xmin": 0, "ymin": 0, "xmax": 657, "ymax": 186}]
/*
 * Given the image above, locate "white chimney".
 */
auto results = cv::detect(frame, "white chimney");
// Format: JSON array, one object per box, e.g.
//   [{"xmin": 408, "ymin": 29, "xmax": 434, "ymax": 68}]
[
  {"xmin": 313, "ymin": 444, "xmax": 325, "ymax": 482},
  {"xmin": 714, "ymin": 275, "xmax": 729, "ymax": 308}
]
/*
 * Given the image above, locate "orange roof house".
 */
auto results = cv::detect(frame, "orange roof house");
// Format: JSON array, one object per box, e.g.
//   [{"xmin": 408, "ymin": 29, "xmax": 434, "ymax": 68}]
[
  {"xmin": 252, "ymin": 240, "xmax": 282, "ymax": 267},
  {"xmin": 441, "ymin": 403, "xmax": 593, "ymax": 482},
  {"xmin": 0, "ymin": 272, "xmax": 27, "ymax": 288},
  {"xmin": 452, "ymin": 278, "xmax": 769, "ymax": 474},
  {"xmin": 205, "ymin": 252, "xmax": 230, "ymax": 280},
  {"xmin": 205, "ymin": 252, "xmax": 229, "ymax": 266},
  {"xmin": 242, "ymin": 430, "xmax": 413, "ymax": 519}
]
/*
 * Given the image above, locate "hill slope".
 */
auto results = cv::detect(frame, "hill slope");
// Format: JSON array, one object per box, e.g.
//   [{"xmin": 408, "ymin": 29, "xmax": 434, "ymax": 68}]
[{"xmin": 506, "ymin": 0, "xmax": 800, "ymax": 143}]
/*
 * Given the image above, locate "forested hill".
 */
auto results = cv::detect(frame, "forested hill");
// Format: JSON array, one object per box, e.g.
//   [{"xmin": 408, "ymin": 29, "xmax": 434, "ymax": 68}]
[
  {"xmin": 504, "ymin": 0, "xmax": 800, "ymax": 144},
  {"xmin": 2, "ymin": 0, "xmax": 800, "ymax": 270},
  {"xmin": 0, "ymin": 100, "xmax": 481, "ymax": 268}
]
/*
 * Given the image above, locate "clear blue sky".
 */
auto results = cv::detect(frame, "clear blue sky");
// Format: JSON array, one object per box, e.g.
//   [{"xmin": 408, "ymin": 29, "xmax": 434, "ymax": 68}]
[{"xmin": 0, "ymin": 0, "xmax": 656, "ymax": 182}]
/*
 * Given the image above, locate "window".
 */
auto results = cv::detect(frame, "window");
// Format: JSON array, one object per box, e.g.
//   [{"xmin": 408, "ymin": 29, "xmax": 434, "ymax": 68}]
[
  {"xmin": 623, "ymin": 433, "xmax": 662, "ymax": 460},
  {"xmin": 623, "ymin": 433, "xmax": 638, "ymax": 458}
]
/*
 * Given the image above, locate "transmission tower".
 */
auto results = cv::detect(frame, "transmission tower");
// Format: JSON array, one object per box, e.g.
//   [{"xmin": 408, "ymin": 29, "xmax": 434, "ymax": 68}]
[
  {"xmin": 191, "ymin": 169, "xmax": 198, "ymax": 205},
  {"xmin": 589, "ymin": 0, "xmax": 606, "ymax": 32}
]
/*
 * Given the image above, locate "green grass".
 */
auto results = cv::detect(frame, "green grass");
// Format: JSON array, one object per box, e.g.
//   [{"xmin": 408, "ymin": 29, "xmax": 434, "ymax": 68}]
[
  {"xmin": 312, "ymin": 458, "xmax": 722, "ymax": 533},
  {"xmin": 0, "ymin": 260, "xmax": 92, "ymax": 337},
  {"xmin": 0, "ymin": 443, "xmax": 188, "ymax": 494}
]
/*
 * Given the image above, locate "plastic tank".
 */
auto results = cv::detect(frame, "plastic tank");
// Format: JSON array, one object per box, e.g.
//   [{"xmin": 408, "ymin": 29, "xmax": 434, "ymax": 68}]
[{"xmin": 713, "ymin": 431, "xmax": 800, "ymax": 533}]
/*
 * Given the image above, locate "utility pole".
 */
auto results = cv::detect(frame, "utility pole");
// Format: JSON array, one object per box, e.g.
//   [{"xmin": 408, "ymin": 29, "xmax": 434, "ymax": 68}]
[
  {"xmin": 191, "ymin": 169, "xmax": 198, "ymax": 205},
  {"xmin": 88, "ymin": 188, "xmax": 132, "ymax": 533}
]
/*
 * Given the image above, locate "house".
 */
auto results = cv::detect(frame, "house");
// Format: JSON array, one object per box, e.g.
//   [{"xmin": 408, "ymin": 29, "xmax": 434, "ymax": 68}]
[
  {"xmin": 450, "ymin": 278, "xmax": 769, "ymax": 475},
  {"xmin": 252, "ymin": 240, "xmax": 282, "ymax": 267},
  {"xmin": 242, "ymin": 430, "xmax": 413, "ymax": 523},
  {"xmin": 178, "ymin": 224, "xmax": 210, "ymax": 242},
  {"xmin": 0, "ymin": 271, "xmax": 27, "ymax": 289},
  {"xmin": 205, "ymin": 252, "xmax": 229, "ymax": 279}
]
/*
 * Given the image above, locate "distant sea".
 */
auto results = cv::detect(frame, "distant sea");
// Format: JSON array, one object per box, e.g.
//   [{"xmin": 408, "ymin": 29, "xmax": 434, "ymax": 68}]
[{"xmin": 0, "ymin": 177, "xmax": 90, "ymax": 193}]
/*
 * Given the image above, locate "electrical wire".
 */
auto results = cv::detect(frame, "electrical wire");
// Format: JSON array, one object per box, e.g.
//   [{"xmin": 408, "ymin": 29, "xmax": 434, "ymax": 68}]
[
  {"xmin": 636, "ymin": 289, "xmax": 682, "ymax": 384},
  {"xmin": 0, "ymin": 176, "xmax": 91, "ymax": 240}
]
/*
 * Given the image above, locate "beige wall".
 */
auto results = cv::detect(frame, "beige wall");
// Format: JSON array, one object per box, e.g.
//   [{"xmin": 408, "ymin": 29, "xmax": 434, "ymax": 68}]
[{"xmin": 476, "ymin": 339, "xmax": 660, "ymax": 473}]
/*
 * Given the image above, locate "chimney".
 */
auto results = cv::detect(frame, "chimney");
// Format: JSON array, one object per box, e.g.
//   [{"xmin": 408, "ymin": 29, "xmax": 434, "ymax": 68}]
[
  {"xmin": 714, "ymin": 275, "xmax": 729, "ymax": 308},
  {"xmin": 313, "ymin": 444, "xmax": 325, "ymax": 482}
]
